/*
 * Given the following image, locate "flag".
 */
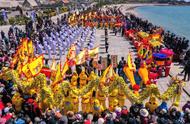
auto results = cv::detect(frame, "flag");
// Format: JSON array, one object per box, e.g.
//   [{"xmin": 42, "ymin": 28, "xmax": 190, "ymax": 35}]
[
  {"xmin": 101, "ymin": 65, "xmax": 115, "ymax": 83},
  {"xmin": 21, "ymin": 38, "xmax": 28, "ymax": 54},
  {"xmin": 22, "ymin": 63, "xmax": 32, "ymax": 78},
  {"xmin": 101, "ymin": 65, "xmax": 111, "ymax": 82},
  {"xmin": 106, "ymin": 65, "xmax": 115, "ymax": 78},
  {"xmin": 27, "ymin": 40, "xmax": 34, "ymax": 58},
  {"xmin": 127, "ymin": 52, "xmax": 135, "ymax": 70},
  {"xmin": 76, "ymin": 50, "xmax": 86, "ymax": 65},
  {"xmin": 53, "ymin": 62, "xmax": 62, "ymax": 83},
  {"xmin": 137, "ymin": 45, "xmax": 144, "ymax": 58},
  {"xmin": 147, "ymin": 50, "xmax": 153, "ymax": 60},
  {"xmin": 18, "ymin": 38, "xmax": 29, "ymax": 65},
  {"xmin": 10, "ymin": 52, "xmax": 18, "ymax": 68},
  {"xmin": 143, "ymin": 49, "xmax": 149, "ymax": 59},
  {"xmin": 51, "ymin": 58, "xmax": 57, "ymax": 71},
  {"xmin": 67, "ymin": 44, "xmax": 76, "ymax": 60},
  {"xmin": 123, "ymin": 65, "xmax": 136, "ymax": 87},
  {"xmin": 16, "ymin": 62, "xmax": 23, "ymax": 75},
  {"xmin": 88, "ymin": 47, "xmax": 99, "ymax": 58},
  {"xmin": 62, "ymin": 60, "xmax": 69, "ymax": 75},
  {"xmin": 28, "ymin": 55, "xmax": 44, "ymax": 76},
  {"xmin": 151, "ymin": 34, "xmax": 161, "ymax": 40}
]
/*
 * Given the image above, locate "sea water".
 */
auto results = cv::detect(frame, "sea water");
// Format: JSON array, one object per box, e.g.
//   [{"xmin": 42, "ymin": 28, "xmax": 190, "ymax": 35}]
[{"xmin": 136, "ymin": 6, "xmax": 190, "ymax": 40}]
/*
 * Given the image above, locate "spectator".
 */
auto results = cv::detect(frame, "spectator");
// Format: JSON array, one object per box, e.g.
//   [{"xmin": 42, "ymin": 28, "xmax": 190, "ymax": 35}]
[
  {"xmin": 118, "ymin": 57, "xmax": 125, "ymax": 76},
  {"xmin": 107, "ymin": 54, "xmax": 111, "ymax": 67},
  {"xmin": 183, "ymin": 59, "xmax": 190, "ymax": 81}
]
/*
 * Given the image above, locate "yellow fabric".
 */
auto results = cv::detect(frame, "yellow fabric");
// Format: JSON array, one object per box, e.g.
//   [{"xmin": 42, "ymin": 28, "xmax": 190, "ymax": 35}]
[
  {"xmin": 147, "ymin": 50, "xmax": 153, "ymax": 60},
  {"xmin": 138, "ymin": 31, "xmax": 149, "ymax": 38},
  {"xmin": 62, "ymin": 60, "xmax": 69, "ymax": 76},
  {"xmin": 11, "ymin": 53, "xmax": 18, "ymax": 68},
  {"xmin": 22, "ymin": 63, "xmax": 32, "ymax": 78},
  {"xmin": 137, "ymin": 45, "xmax": 144, "ymax": 58},
  {"xmin": 109, "ymin": 89, "xmax": 118, "ymax": 108},
  {"xmin": 12, "ymin": 93, "xmax": 24, "ymax": 112},
  {"xmin": 123, "ymin": 65, "xmax": 136, "ymax": 86},
  {"xmin": 118, "ymin": 90, "xmax": 126, "ymax": 107},
  {"xmin": 145, "ymin": 96, "xmax": 158, "ymax": 113},
  {"xmin": 143, "ymin": 49, "xmax": 149, "ymax": 59},
  {"xmin": 93, "ymin": 99, "xmax": 104, "ymax": 113},
  {"xmin": 127, "ymin": 52, "xmax": 136, "ymax": 70},
  {"xmin": 79, "ymin": 70, "xmax": 87, "ymax": 87},
  {"xmin": 88, "ymin": 47, "xmax": 99, "ymax": 58},
  {"xmin": 22, "ymin": 38, "xmax": 28, "ymax": 54},
  {"xmin": 53, "ymin": 63, "xmax": 62, "ymax": 83},
  {"xmin": 82, "ymin": 91, "xmax": 92, "ymax": 104},
  {"xmin": 71, "ymin": 72, "xmax": 78, "ymax": 86},
  {"xmin": 149, "ymin": 40, "xmax": 161, "ymax": 47},
  {"xmin": 138, "ymin": 64, "xmax": 149, "ymax": 85},
  {"xmin": 17, "ymin": 62, "xmax": 23, "ymax": 75},
  {"xmin": 27, "ymin": 40, "xmax": 34, "ymax": 57},
  {"xmin": 28, "ymin": 55, "xmax": 44, "ymax": 76},
  {"xmin": 51, "ymin": 59, "xmax": 57, "ymax": 71},
  {"xmin": 76, "ymin": 50, "xmax": 86, "ymax": 65},
  {"xmin": 101, "ymin": 65, "xmax": 114, "ymax": 83},
  {"xmin": 63, "ymin": 96, "xmax": 73, "ymax": 112},
  {"xmin": 67, "ymin": 44, "xmax": 76, "ymax": 59},
  {"xmin": 151, "ymin": 34, "xmax": 161, "ymax": 40}
]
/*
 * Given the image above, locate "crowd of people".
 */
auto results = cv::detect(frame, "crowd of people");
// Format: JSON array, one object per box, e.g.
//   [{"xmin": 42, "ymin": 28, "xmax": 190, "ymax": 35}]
[
  {"xmin": 0, "ymin": 5, "xmax": 190, "ymax": 124},
  {"xmin": 1, "ymin": 88, "xmax": 190, "ymax": 124},
  {"xmin": 124, "ymin": 13, "xmax": 190, "ymax": 81}
]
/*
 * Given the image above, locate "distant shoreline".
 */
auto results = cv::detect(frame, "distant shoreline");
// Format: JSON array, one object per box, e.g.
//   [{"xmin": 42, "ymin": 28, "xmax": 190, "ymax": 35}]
[
  {"xmin": 117, "ymin": 3, "xmax": 190, "ymax": 40},
  {"xmin": 107, "ymin": 3, "xmax": 170, "ymax": 16},
  {"xmin": 109, "ymin": 3, "xmax": 190, "ymax": 17}
]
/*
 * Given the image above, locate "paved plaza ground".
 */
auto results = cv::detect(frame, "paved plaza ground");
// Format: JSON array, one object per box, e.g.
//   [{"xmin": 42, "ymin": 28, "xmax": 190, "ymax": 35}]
[
  {"xmin": 95, "ymin": 29, "xmax": 190, "ymax": 108},
  {"xmin": 43, "ymin": 27, "xmax": 189, "ymax": 109},
  {"xmin": 1, "ymin": 5, "xmax": 189, "ymax": 109}
]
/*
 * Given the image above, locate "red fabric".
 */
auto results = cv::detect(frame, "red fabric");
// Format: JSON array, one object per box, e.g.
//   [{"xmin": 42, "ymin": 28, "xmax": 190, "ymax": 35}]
[
  {"xmin": 165, "ymin": 60, "xmax": 172, "ymax": 66},
  {"xmin": 146, "ymin": 80, "xmax": 151, "ymax": 85},
  {"xmin": 149, "ymin": 72, "xmax": 158, "ymax": 80},
  {"xmin": 133, "ymin": 84, "xmax": 140, "ymax": 91},
  {"xmin": 0, "ymin": 100, "xmax": 5, "ymax": 111},
  {"xmin": 125, "ymin": 29, "xmax": 135, "ymax": 37},
  {"xmin": 141, "ymin": 38, "xmax": 148, "ymax": 44},
  {"xmin": 158, "ymin": 67, "xmax": 163, "ymax": 77},
  {"xmin": 121, "ymin": 109, "xmax": 128, "ymax": 115},
  {"xmin": 146, "ymin": 59, "xmax": 152, "ymax": 65},
  {"xmin": 134, "ymin": 41, "xmax": 140, "ymax": 49},
  {"xmin": 68, "ymin": 59, "xmax": 76, "ymax": 67},
  {"xmin": 41, "ymin": 68, "xmax": 51, "ymax": 78},
  {"xmin": 2, "ymin": 113, "xmax": 13, "ymax": 121},
  {"xmin": 26, "ymin": 99, "xmax": 40, "ymax": 113},
  {"xmin": 165, "ymin": 66, "xmax": 171, "ymax": 77},
  {"xmin": 84, "ymin": 120, "xmax": 91, "ymax": 124},
  {"xmin": 160, "ymin": 49, "xmax": 174, "ymax": 56}
]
